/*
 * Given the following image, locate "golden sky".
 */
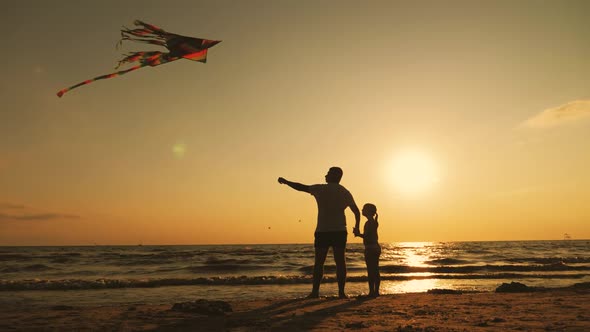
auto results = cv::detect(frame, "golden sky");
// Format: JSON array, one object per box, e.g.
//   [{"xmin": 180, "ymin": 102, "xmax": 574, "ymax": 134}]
[{"xmin": 1, "ymin": 1, "xmax": 589, "ymax": 245}]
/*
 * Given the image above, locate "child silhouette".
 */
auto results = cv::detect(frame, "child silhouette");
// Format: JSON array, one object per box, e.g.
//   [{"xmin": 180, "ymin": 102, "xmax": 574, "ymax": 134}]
[{"xmin": 354, "ymin": 203, "xmax": 381, "ymax": 297}]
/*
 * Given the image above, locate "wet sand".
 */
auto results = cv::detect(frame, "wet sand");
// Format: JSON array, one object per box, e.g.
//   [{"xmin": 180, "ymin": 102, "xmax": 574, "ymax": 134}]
[{"xmin": 1, "ymin": 287, "xmax": 589, "ymax": 331}]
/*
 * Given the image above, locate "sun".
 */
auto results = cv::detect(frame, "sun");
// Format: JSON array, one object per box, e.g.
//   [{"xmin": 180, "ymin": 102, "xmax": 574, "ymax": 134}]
[{"xmin": 388, "ymin": 150, "xmax": 439, "ymax": 195}]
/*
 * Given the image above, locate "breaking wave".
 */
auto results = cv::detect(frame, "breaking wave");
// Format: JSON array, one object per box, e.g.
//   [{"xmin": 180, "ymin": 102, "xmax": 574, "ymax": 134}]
[{"xmin": 2, "ymin": 273, "xmax": 589, "ymax": 291}]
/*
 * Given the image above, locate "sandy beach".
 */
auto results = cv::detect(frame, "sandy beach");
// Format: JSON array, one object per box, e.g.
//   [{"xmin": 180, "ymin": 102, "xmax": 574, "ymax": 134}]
[{"xmin": 1, "ymin": 284, "xmax": 589, "ymax": 331}]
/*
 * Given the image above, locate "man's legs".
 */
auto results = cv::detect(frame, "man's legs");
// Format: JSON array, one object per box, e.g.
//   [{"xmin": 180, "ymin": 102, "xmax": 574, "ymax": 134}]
[
  {"xmin": 333, "ymin": 246, "xmax": 347, "ymax": 298},
  {"xmin": 310, "ymin": 247, "xmax": 329, "ymax": 298}
]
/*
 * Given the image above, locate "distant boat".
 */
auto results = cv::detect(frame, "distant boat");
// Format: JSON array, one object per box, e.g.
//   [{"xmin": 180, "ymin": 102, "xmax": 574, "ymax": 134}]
[{"xmin": 563, "ymin": 233, "xmax": 572, "ymax": 240}]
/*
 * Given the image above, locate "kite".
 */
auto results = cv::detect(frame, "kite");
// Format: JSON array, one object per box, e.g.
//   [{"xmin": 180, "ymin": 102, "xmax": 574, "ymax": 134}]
[{"xmin": 57, "ymin": 20, "xmax": 221, "ymax": 97}]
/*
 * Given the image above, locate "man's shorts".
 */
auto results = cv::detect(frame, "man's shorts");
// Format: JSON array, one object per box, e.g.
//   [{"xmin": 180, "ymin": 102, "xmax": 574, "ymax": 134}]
[{"xmin": 314, "ymin": 231, "xmax": 347, "ymax": 249}]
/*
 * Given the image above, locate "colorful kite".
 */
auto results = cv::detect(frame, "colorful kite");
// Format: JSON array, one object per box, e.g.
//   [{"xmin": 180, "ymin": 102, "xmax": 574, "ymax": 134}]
[{"xmin": 57, "ymin": 20, "xmax": 221, "ymax": 97}]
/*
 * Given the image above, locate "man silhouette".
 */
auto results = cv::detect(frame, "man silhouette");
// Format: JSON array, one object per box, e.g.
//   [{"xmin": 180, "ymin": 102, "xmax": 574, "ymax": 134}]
[{"xmin": 278, "ymin": 167, "xmax": 360, "ymax": 298}]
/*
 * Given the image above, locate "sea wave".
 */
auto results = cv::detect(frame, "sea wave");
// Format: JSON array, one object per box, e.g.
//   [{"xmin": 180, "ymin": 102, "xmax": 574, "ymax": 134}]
[
  {"xmin": 379, "ymin": 263, "xmax": 590, "ymax": 274},
  {"xmin": 464, "ymin": 249, "xmax": 493, "ymax": 255},
  {"xmin": 296, "ymin": 263, "xmax": 590, "ymax": 274},
  {"xmin": 204, "ymin": 257, "xmax": 276, "ymax": 265},
  {"xmin": 0, "ymin": 254, "xmax": 33, "ymax": 262},
  {"xmin": 50, "ymin": 256, "xmax": 82, "ymax": 264},
  {"xmin": 504, "ymin": 257, "xmax": 590, "ymax": 264},
  {"xmin": 2, "ymin": 273, "xmax": 589, "ymax": 291},
  {"xmin": 186, "ymin": 264, "xmax": 271, "ymax": 272},
  {"xmin": 0, "ymin": 264, "xmax": 57, "ymax": 273},
  {"xmin": 424, "ymin": 258, "xmax": 470, "ymax": 265}
]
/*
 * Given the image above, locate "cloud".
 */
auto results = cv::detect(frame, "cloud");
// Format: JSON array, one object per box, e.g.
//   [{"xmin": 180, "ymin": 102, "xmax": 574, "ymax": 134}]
[
  {"xmin": 0, "ymin": 203, "xmax": 80, "ymax": 222},
  {"xmin": 522, "ymin": 100, "xmax": 590, "ymax": 128},
  {"xmin": 0, "ymin": 203, "xmax": 26, "ymax": 210},
  {"xmin": 0, "ymin": 213, "xmax": 80, "ymax": 222}
]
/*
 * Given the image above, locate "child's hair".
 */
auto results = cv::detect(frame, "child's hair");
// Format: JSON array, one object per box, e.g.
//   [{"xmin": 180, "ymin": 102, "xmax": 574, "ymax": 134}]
[{"xmin": 363, "ymin": 203, "xmax": 377, "ymax": 217}]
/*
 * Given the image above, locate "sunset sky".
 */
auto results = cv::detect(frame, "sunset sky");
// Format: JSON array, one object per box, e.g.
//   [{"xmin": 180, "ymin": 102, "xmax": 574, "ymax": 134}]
[{"xmin": 1, "ymin": 1, "xmax": 589, "ymax": 245}]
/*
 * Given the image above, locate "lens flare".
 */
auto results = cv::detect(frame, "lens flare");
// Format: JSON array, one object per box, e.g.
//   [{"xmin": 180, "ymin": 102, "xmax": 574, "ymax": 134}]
[{"xmin": 172, "ymin": 142, "xmax": 186, "ymax": 159}]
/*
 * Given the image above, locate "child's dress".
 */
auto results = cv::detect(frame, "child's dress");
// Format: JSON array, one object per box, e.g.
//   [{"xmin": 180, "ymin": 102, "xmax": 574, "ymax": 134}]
[{"xmin": 363, "ymin": 220, "xmax": 381, "ymax": 255}]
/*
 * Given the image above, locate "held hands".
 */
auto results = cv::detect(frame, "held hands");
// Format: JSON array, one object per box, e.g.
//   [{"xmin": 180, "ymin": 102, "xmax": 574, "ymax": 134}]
[{"xmin": 352, "ymin": 227, "xmax": 360, "ymax": 237}]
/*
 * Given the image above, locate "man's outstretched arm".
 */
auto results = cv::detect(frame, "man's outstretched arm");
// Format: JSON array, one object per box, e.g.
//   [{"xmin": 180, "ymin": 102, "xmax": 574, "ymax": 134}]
[{"xmin": 278, "ymin": 177, "xmax": 311, "ymax": 193}]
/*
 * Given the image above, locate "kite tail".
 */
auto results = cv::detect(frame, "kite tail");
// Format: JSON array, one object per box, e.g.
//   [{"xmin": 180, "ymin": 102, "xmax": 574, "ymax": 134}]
[
  {"xmin": 56, "ymin": 65, "xmax": 145, "ymax": 98},
  {"xmin": 118, "ymin": 19, "xmax": 169, "ymax": 49},
  {"xmin": 57, "ymin": 52, "xmax": 179, "ymax": 97}
]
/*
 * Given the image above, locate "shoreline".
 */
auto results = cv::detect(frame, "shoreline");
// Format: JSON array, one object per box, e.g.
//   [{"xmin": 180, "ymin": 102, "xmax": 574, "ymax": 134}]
[{"xmin": 1, "ymin": 283, "xmax": 589, "ymax": 331}]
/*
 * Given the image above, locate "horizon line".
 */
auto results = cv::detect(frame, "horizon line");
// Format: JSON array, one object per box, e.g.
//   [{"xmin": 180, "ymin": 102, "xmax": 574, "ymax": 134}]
[{"xmin": 1, "ymin": 238, "xmax": 588, "ymax": 247}]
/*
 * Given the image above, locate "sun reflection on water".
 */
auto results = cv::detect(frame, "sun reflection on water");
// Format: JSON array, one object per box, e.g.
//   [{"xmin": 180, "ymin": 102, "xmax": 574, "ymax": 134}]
[
  {"xmin": 380, "ymin": 242, "xmax": 446, "ymax": 293},
  {"xmin": 382, "ymin": 279, "xmax": 441, "ymax": 294},
  {"xmin": 399, "ymin": 242, "xmax": 433, "ymax": 267}
]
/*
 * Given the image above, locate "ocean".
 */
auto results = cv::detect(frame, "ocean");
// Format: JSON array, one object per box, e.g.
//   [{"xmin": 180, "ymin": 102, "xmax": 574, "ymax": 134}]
[{"xmin": 1, "ymin": 240, "xmax": 589, "ymax": 307}]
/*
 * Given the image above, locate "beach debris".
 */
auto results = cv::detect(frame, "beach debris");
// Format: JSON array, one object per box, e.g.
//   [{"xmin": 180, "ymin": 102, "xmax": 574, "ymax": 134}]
[
  {"xmin": 495, "ymin": 282, "xmax": 543, "ymax": 293},
  {"xmin": 414, "ymin": 309, "xmax": 436, "ymax": 316},
  {"xmin": 171, "ymin": 299, "xmax": 232, "ymax": 315},
  {"xmin": 396, "ymin": 325, "xmax": 436, "ymax": 332},
  {"xmin": 427, "ymin": 288, "xmax": 463, "ymax": 295},
  {"xmin": 51, "ymin": 305, "xmax": 75, "ymax": 310},
  {"xmin": 345, "ymin": 321, "xmax": 367, "ymax": 329}
]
